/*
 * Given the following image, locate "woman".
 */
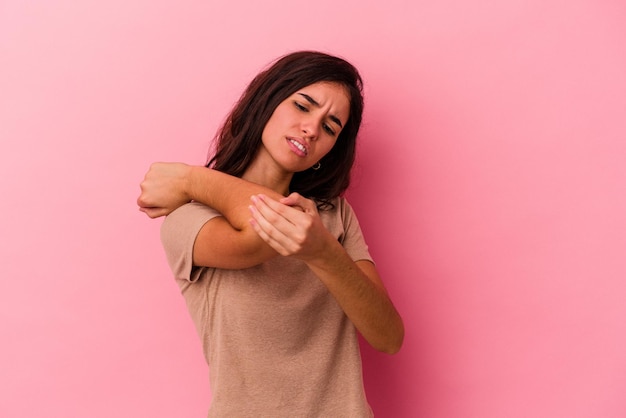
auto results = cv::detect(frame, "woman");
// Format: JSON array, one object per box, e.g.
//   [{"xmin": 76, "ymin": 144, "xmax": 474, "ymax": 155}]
[{"xmin": 137, "ymin": 51, "xmax": 404, "ymax": 417}]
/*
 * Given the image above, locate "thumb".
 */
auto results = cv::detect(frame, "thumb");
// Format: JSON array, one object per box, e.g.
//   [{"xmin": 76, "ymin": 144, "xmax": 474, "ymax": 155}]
[
  {"xmin": 139, "ymin": 207, "xmax": 168, "ymax": 219},
  {"xmin": 279, "ymin": 192, "xmax": 306, "ymax": 207},
  {"xmin": 280, "ymin": 192, "xmax": 316, "ymax": 213}
]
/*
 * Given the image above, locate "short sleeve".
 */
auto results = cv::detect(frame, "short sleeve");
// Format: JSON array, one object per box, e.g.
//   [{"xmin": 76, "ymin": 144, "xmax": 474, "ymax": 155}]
[
  {"xmin": 160, "ymin": 202, "xmax": 221, "ymax": 282},
  {"xmin": 337, "ymin": 198, "xmax": 374, "ymax": 264}
]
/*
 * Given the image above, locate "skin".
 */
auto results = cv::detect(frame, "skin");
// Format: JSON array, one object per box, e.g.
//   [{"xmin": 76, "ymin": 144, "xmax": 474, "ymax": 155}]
[
  {"xmin": 138, "ymin": 81, "xmax": 404, "ymax": 354},
  {"xmin": 243, "ymin": 81, "xmax": 349, "ymax": 194}
]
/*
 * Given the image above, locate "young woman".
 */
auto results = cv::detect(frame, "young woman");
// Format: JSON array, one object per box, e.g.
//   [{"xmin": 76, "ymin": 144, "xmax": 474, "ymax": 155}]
[{"xmin": 137, "ymin": 51, "xmax": 404, "ymax": 417}]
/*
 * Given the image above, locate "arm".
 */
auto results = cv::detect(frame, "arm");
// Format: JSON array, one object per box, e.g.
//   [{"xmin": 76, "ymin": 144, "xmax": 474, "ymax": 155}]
[
  {"xmin": 137, "ymin": 162, "xmax": 285, "ymax": 227},
  {"xmin": 138, "ymin": 163, "xmax": 404, "ymax": 352},
  {"xmin": 249, "ymin": 193, "xmax": 405, "ymax": 354},
  {"xmin": 138, "ymin": 163, "xmax": 284, "ymax": 268},
  {"xmin": 314, "ymin": 255, "xmax": 404, "ymax": 354}
]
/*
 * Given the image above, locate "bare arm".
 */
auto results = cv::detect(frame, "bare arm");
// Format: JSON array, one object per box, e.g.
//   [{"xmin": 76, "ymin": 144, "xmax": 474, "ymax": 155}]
[
  {"xmin": 137, "ymin": 163, "xmax": 283, "ymax": 268},
  {"xmin": 137, "ymin": 162, "xmax": 285, "ymax": 227},
  {"xmin": 138, "ymin": 163, "xmax": 405, "ymax": 352},
  {"xmin": 249, "ymin": 193, "xmax": 405, "ymax": 354},
  {"xmin": 314, "ymin": 256, "xmax": 404, "ymax": 354}
]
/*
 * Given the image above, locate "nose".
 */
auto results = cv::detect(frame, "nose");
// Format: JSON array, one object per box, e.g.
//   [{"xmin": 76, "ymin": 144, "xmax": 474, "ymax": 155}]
[{"xmin": 301, "ymin": 116, "xmax": 319, "ymax": 140}]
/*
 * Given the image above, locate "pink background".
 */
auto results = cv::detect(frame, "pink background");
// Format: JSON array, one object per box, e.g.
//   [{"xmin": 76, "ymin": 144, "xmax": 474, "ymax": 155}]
[{"xmin": 2, "ymin": 1, "xmax": 625, "ymax": 417}]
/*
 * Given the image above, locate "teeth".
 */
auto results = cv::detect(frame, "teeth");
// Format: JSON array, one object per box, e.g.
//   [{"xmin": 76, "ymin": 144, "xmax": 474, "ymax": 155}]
[{"xmin": 290, "ymin": 139, "xmax": 307, "ymax": 155}]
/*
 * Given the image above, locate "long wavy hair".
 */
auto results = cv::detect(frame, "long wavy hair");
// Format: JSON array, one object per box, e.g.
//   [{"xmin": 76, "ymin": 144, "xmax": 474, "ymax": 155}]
[{"xmin": 206, "ymin": 51, "xmax": 364, "ymax": 209}]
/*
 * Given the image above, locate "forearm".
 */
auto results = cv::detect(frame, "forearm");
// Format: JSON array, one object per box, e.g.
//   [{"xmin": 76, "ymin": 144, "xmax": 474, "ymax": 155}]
[
  {"xmin": 306, "ymin": 239, "xmax": 405, "ymax": 354},
  {"xmin": 185, "ymin": 166, "xmax": 285, "ymax": 230},
  {"xmin": 183, "ymin": 166, "xmax": 287, "ymax": 266}
]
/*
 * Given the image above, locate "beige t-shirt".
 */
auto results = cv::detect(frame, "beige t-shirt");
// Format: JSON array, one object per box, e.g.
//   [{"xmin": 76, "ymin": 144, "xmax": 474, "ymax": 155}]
[{"xmin": 161, "ymin": 197, "xmax": 374, "ymax": 417}]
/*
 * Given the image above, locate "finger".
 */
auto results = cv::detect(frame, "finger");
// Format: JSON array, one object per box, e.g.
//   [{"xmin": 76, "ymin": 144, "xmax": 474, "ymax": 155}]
[
  {"xmin": 252, "ymin": 194, "xmax": 303, "ymax": 228},
  {"xmin": 249, "ymin": 197, "xmax": 291, "ymax": 238},
  {"xmin": 137, "ymin": 194, "xmax": 158, "ymax": 210},
  {"xmin": 259, "ymin": 193, "xmax": 314, "ymax": 220},
  {"xmin": 279, "ymin": 192, "xmax": 304, "ymax": 206},
  {"xmin": 248, "ymin": 205, "xmax": 292, "ymax": 255},
  {"xmin": 139, "ymin": 206, "xmax": 167, "ymax": 218},
  {"xmin": 251, "ymin": 195, "xmax": 315, "ymax": 251},
  {"xmin": 137, "ymin": 194, "xmax": 150, "ymax": 209},
  {"xmin": 252, "ymin": 195, "xmax": 314, "ymax": 248},
  {"xmin": 249, "ymin": 195, "xmax": 311, "ymax": 253},
  {"xmin": 279, "ymin": 193, "xmax": 317, "ymax": 213}
]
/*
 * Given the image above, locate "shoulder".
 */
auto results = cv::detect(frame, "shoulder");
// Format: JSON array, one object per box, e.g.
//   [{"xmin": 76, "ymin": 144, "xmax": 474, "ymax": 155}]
[
  {"xmin": 159, "ymin": 202, "xmax": 221, "ymax": 282},
  {"xmin": 319, "ymin": 196, "xmax": 372, "ymax": 262},
  {"xmin": 318, "ymin": 196, "xmax": 359, "ymax": 217},
  {"xmin": 317, "ymin": 196, "xmax": 362, "ymax": 233}
]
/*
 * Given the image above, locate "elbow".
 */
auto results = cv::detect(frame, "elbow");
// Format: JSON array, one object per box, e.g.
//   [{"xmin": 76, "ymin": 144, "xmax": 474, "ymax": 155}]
[
  {"xmin": 388, "ymin": 340, "xmax": 404, "ymax": 355},
  {"xmin": 374, "ymin": 322, "xmax": 405, "ymax": 355},
  {"xmin": 386, "ymin": 328, "xmax": 405, "ymax": 355},
  {"xmin": 375, "ymin": 336, "xmax": 403, "ymax": 355}
]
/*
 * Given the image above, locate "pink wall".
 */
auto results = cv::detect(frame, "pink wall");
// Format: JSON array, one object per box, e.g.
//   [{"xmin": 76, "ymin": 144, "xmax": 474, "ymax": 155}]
[{"xmin": 2, "ymin": 1, "xmax": 625, "ymax": 417}]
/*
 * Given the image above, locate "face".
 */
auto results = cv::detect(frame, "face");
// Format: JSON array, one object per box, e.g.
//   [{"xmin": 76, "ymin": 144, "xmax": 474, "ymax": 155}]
[{"xmin": 258, "ymin": 81, "xmax": 350, "ymax": 174}]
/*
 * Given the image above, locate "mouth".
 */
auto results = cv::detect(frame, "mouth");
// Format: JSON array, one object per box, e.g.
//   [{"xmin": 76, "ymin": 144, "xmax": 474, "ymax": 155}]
[{"xmin": 287, "ymin": 138, "xmax": 308, "ymax": 156}]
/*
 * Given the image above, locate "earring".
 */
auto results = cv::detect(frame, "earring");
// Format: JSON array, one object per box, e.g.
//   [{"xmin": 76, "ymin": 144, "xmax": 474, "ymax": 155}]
[{"xmin": 312, "ymin": 162, "xmax": 321, "ymax": 171}]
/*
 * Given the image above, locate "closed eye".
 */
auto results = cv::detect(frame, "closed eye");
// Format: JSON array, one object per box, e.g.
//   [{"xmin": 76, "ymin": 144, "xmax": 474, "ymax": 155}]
[
  {"xmin": 294, "ymin": 101, "xmax": 308, "ymax": 112},
  {"xmin": 323, "ymin": 123, "xmax": 336, "ymax": 136},
  {"xmin": 295, "ymin": 100, "xmax": 337, "ymax": 136}
]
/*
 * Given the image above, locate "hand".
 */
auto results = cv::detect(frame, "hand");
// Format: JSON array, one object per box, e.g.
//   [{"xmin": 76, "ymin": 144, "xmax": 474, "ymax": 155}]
[
  {"xmin": 248, "ymin": 193, "xmax": 333, "ymax": 262},
  {"xmin": 137, "ymin": 162, "xmax": 192, "ymax": 218}
]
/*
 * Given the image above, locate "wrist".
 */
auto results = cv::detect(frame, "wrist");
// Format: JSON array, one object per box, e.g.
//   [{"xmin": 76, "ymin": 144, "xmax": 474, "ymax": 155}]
[
  {"xmin": 305, "ymin": 230, "xmax": 344, "ymax": 269},
  {"xmin": 185, "ymin": 164, "xmax": 204, "ymax": 202}
]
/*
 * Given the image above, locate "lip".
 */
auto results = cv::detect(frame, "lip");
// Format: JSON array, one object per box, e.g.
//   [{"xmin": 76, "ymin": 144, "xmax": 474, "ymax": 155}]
[{"xmin": 286, "ymin": 137, "xmax": 309, "ymax": 156}]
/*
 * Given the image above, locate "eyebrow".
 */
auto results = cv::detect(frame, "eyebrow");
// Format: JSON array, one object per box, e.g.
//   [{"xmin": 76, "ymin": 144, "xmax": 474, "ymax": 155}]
[{"xmin": 297, "ymin": 93, "xmax": 344, "ymax": 128}]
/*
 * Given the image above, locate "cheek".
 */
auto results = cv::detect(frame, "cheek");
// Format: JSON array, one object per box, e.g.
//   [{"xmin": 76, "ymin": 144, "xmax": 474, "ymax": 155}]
[
  {"xmin": 261, "ymin": 115, "xmax": 280, "ymax": 143},
  {"xmin": 319, "ymin": 139, "xmax": 338, "ymax": 158},
  {"xmin": 263, "ymin": 108, "xmax": 291, "ymax": 137}
]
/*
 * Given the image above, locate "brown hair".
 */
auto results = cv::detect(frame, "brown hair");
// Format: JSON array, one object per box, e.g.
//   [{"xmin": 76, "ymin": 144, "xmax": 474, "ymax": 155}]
[{"xmin": 207, "ymin": 51, "xmax": 364, "ymax": 209}]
